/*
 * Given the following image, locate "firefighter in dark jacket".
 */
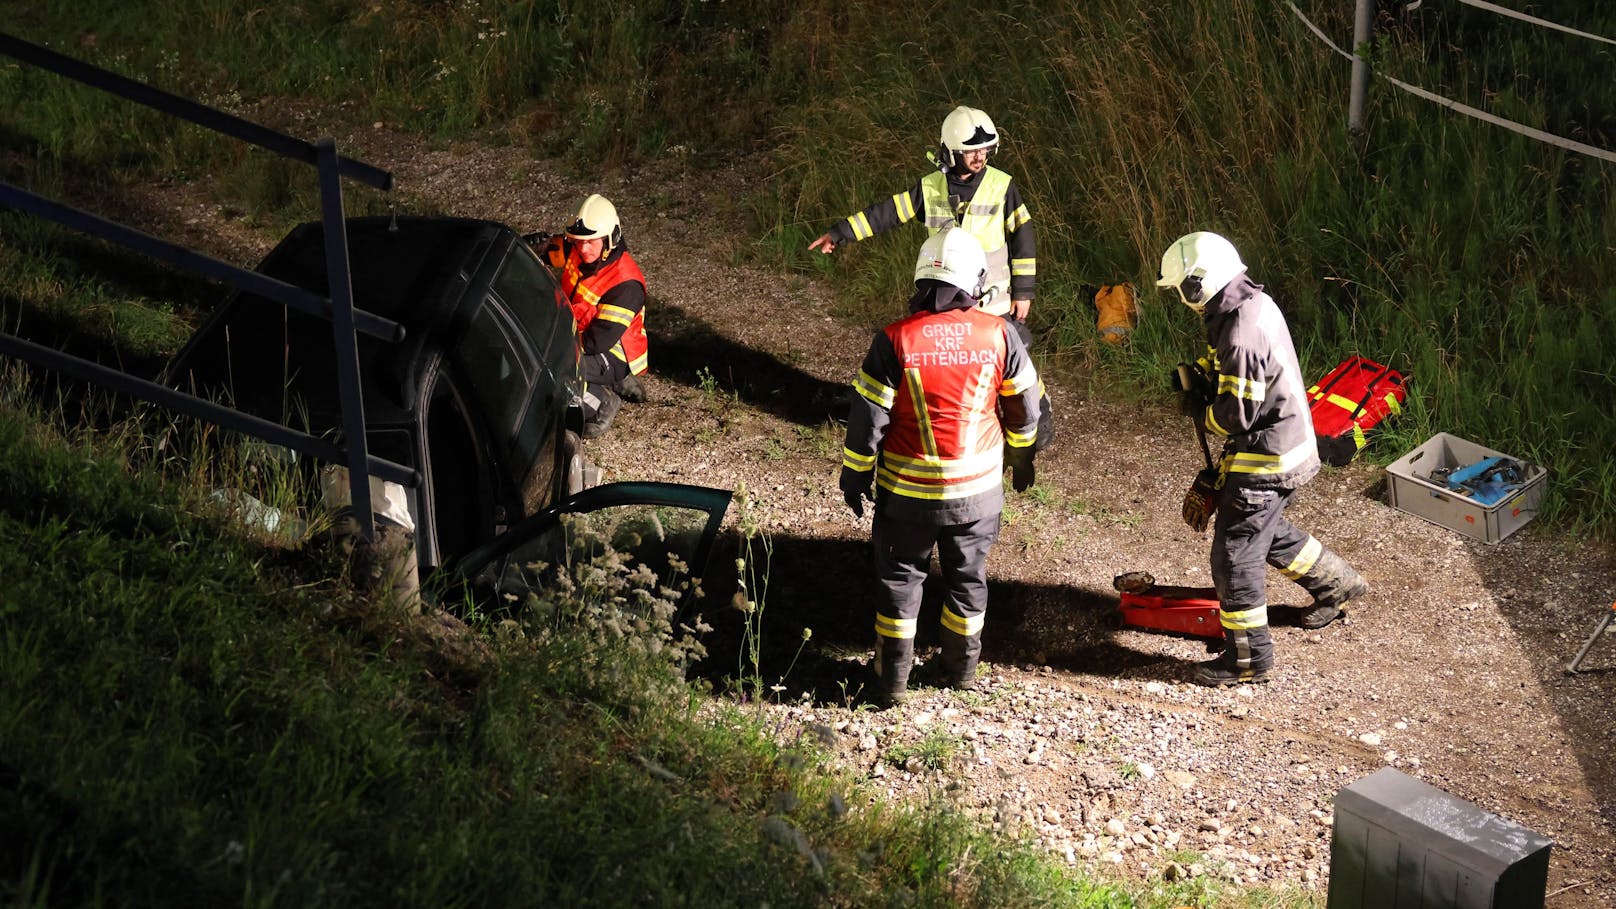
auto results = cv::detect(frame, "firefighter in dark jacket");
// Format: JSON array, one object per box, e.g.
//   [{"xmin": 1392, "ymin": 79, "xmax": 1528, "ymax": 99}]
[
  {"xmin": 811, "ymin": 106, "xmax": 1053, "ymax": 452},
  {"xmin": 539, "ymin": 194, "xmax": 650, "ymax": 439},
  {"xmin": 840, "ymin": 227, "xmax": 1041, "ymax": 706},
  {"xmin": 1158, "ymin": 232, "xmax": 1370, "ymax": 686}
]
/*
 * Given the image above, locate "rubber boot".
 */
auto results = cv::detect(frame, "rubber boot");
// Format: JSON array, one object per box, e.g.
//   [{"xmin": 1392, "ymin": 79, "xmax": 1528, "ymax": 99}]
[
  {"xmin": 1293, "ymin": 549, "xmax": 1369, "ymax": 630},
  {"xmin": 938, "ymin": 627, "xmax": 982, "ymax": 690},
  {"xmin": 873, "ymin": 635, "xmax": 915, "ymax": 707},
  {"xmin": 1193, "ymin": 605, "xmax": 1273, "ymax": 687},
  {"xmin": 581, "ymin": 385, "xmax": 622, "ymax": 440}
]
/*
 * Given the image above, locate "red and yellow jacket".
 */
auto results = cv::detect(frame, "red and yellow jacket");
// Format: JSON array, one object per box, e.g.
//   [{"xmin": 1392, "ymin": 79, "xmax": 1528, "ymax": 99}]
[
  {"xmin": 841, "ymin": 283, "xmax": 1040, "ymax": 524},
  {"xmin": 546, "ymin": 239, "xmax": 649, "ymax": 375}
]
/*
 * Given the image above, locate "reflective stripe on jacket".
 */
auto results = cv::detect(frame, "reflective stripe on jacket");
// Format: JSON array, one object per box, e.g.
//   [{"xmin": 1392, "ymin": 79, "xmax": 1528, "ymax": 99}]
[
  {"xmin": 922, "ymin": 167, "xmax": 1011, "ymax": 312},
  {"xmin": 843, "ymin": 283, "xmax": 1040, "ymax": 524},
  {"xmin": 552, "ymin": 242, "xmax": 650, "ymax": 375},
  {"xmin": 1197, "ymin": 275, "xmax": 1319, "ymax": 490}
]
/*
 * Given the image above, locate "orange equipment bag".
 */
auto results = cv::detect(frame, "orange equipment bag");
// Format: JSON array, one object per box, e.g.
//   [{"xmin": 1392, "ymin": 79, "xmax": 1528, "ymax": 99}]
[
  {"xmin": 1094, "ymin": 283, "xmax": 1137, "ymax": 344},
  {"xmin": 1307, "ymin": 356, "xmax": 1409, "ymax": 467}
]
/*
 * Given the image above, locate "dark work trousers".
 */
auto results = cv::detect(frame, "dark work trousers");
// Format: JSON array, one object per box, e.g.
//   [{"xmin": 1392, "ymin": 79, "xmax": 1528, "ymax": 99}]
[
  {"xmin": 579, "ymin": 353, "xmax": 630, "ymax": 420},
  {"xmin": 872, "ymin": 510, "xmax": 1001, "ymax": 690},
  {"xmin": 582, "ymin": 351, "xmax": 630, "ymax": 388},
  {"xmin": 1002, "ymin": 315, "xmax": 1054, "ymax": 452},
  {"xmin": 1210, "ymin": 484, "xmax": 1311, "ymax": 671}
]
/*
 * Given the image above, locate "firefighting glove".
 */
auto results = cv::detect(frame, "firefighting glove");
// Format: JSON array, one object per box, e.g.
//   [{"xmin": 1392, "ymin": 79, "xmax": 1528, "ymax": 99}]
[
  {"xmin": 1007, "ymin": 450, "xmax": 1036, "ymax": 493},
  {"xmin": 1172, "ymin": 362, "xmax": 1215, "ymax": 417},
  {"xmin": 1181, "ymin": 468, "xmax": 1220, "ymax": 533},
  {"xmin": 839, "ymin": 467, "xmax": 873, "ymax": 519}
]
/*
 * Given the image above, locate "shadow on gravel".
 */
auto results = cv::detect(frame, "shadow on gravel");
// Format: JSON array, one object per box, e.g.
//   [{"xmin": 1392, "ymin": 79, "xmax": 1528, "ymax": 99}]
[
  {"xmin": 648, "ymin": 298, "xmax": 850, "ymax": 427},
  {"xmin": 691, "ymin": 531, "xmax": 1201, "ymax": 708},
  {"xmin": 1475, "ymin": 544, "xmax": 1616, "ymax": 828}
]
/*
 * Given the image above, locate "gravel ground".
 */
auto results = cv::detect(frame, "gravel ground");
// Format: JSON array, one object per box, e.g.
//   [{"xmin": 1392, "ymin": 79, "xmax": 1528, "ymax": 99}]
[{"xmin": 114, "ymin": 118, "xmax": 1616, "ymax": 904}]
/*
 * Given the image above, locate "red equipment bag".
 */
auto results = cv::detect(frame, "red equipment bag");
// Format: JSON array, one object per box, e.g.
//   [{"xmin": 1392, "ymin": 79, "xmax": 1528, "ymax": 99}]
[
  {"xmin": 1307, "ymin": 356, "xmax": 1409, "ymax": 467},
  {"xmin": 1119, "ymin": 588, "xmax": 1222, "ymax": 639}
]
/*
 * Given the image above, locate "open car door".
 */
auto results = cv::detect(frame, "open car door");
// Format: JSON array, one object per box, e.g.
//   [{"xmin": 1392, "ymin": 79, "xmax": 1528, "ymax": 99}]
[{"xmin": 445, "ymin": 481, "xmax": 732, "ymax": 618}]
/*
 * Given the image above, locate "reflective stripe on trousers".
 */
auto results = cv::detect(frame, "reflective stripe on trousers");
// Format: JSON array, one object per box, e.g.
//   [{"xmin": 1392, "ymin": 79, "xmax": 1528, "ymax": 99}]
[
  {"xmin": 1210, "ymin": 485, "xmax": 1306, "ymax": 672},
  {"xmin": 872, "ymin": 510, "xmax": 1000, "ymax": 638}
]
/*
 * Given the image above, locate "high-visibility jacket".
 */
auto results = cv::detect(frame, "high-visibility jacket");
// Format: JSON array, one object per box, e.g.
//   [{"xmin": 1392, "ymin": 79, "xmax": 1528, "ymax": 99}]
[
  {"xmin": 842, "ymin": 284, "xmax": 1040, "ymax": 525},
  {"xmin": 549, "ymin": 241, "xmax": 649, "ymax": 375},
  {"xmin": 828, "ymin": 166, "xmax": 1036, "ymax": 310},
  {"xmin": 1194, "ymin": 274, "xmax": 1319, "ymax": 491},
  {"xmin": 920, "ymin": 167, "xmax": 1015, "ymax": 312}
]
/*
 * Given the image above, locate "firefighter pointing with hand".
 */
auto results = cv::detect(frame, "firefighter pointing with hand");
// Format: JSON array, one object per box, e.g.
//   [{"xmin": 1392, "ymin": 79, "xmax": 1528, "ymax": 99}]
[
  {"xmin": 840, "ymin": 228, "xmax": 1041, "ymax": 707},
  {"xmin": 812, "ymin": 106, "xmax": 1053, "ymax": 452},
  {"xmin": 1158, "ymin": 232, "xmax": 1370, "ymax": 686}
]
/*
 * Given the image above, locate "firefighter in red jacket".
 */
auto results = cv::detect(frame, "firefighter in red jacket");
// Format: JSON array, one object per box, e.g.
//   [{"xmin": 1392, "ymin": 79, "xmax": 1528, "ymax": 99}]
[
  {"xmin": 840, "ymin": 227, "xmax": 1041, "ymax": 706},
  {"xmin": 540, "ymin": 194, "xmax": 650, "ymax": 438},
  {"xmin": 1158, "ymin": 232, "xmax": 1370, "ymax": 686}
]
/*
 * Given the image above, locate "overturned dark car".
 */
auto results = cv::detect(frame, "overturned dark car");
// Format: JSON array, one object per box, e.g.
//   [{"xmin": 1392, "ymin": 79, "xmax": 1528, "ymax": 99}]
[{"xmin": 166, "ymin": 215, "xmax": 729, "ymax": 604}]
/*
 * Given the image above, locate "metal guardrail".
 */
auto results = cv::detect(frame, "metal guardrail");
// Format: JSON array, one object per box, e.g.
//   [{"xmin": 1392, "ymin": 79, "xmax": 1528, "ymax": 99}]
[{"xmin": 0, "ymin": 30, "xmax": 413, "ymax": 540}]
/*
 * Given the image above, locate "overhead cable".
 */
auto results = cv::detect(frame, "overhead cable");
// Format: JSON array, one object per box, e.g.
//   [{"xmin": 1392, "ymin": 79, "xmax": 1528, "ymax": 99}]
[{"xmin": 1286, "ymin": 1, "xmax": 1616, "ymax": 163}]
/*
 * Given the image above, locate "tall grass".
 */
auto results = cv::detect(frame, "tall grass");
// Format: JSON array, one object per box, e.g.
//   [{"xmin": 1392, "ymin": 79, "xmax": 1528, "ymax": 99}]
[{"xmin": 744, "ymin": 0, "xmax": 1616, "ymax": 536}]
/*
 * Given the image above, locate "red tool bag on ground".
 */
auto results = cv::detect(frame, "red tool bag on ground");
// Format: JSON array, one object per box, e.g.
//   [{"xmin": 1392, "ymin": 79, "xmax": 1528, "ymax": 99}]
[{"xmin": 1307, "ymin": 356, "xmax": 1409, "ymax": 467}]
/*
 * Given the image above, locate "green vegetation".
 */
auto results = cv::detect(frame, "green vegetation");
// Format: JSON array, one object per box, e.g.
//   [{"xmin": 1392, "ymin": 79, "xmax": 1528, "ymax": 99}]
[{"xmin": 3, "ymin": 0, "xmax": 1611, "ymax": 904}]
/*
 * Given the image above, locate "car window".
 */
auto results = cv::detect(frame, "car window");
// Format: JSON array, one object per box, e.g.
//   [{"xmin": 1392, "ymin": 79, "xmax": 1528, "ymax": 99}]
[
  {"xmin": 456, "ymin": 304, "xmax": 537, "ymax": 442},
  {"xmin": 492, "ymin": 504, "xmax": 711, "ymax": 606},
  {"xmin": 450, "ymin": 482, "xmax": 733, "ymax": 618},
  {"xmin": 492, "ymin": 244, "xmax": 567, "ymax": 349}
]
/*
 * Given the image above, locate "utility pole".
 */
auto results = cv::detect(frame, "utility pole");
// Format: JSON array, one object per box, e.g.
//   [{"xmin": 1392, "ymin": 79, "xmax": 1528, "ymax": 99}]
[{"xmin": 1349, "ymin": 0, "xmax": 1375, "ymax": 132}]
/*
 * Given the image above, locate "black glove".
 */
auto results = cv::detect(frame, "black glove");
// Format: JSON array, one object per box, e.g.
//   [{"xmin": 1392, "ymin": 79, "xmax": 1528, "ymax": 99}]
[
  {"xmin": 1172, "ymin": 362, "xmax": 1214, "ymax": 418},
  {"xmin": 1007, "ymin": 451, "xmax": 1036, "ymax": 493},
  {"xmin": 839, "ymin": 467, "xmax": 873, "ymax": 518},
  {"xmin": 1181, "ymin": 468, "xmax": 1220, "ymax": 533}
]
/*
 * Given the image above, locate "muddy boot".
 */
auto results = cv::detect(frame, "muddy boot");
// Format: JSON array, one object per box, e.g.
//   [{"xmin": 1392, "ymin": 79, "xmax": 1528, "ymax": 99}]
[
  {"xmin": 873, "ymin": 635, "xmax": 915, "ymax": 707},
  {"xmin": 1294, "ymin": 550, "xmax": 1369, "ymax": 630},
  {"xmin": 1193, "ymin": 657, "xmax": 1272, "ymax": 687},
  {"xmin": 618, "ymin": 373, "xmax": 647, "ymax": 404},
  {"xmin": 938, "ymin": 626, "xmax": 982, "ymax": 690},
  {"xmin": 580, "ymin": 385, "xmax": 622, "ymax": 440},
  {"xmin": 1193, "ymin": 605, "xmax": 1272, "ymax": 687}
]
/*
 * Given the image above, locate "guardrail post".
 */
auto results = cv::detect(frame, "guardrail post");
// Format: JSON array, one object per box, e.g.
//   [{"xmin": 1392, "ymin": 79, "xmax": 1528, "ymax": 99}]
[
  {"xmin": 317, "ymin": 137, "xmax": 374, "ymax": 542},
  {"xmin": 1348, "ymin": 0, "xmax": 1375, "ymax": 132}
]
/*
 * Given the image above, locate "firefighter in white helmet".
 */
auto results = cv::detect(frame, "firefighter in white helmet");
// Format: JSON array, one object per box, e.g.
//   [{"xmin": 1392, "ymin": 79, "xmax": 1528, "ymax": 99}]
[
  {"xmin": 810, "ymin": 106, "xmax": 1053, "ymax": 452},
  {"xmin": 1158, "ymin": 231, "xmax": 1369, "ymax": 686},
  {"xmin": 535, "ymin": 193, "xmax": 650, "ymax": 439},
  {"xmin": 840, "ymin": 227, "xmax": 1041, "ymax": 706}
]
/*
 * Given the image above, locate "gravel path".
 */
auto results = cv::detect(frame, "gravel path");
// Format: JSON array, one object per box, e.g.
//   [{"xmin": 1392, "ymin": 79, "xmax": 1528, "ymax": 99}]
[{"xmin": 124, "ymin": 118, "xmax": 1616, "ymax": 904}]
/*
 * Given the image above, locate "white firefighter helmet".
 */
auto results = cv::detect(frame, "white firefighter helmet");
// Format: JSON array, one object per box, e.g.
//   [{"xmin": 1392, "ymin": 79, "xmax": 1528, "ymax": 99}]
[
  {"xmin": 1156, "ymin": 231, "xmax": 1246, "ymax": 314},
  {"xmin": 914, "ymin": 227, "xmax": 987, "ymax": 298},
  {"xmin": 565, "ymin": 193, "xmax": 623, "ymax": 251},
  {"xmin": 937, "ymin": 105, "xmax": 998, "ymax": 169}
]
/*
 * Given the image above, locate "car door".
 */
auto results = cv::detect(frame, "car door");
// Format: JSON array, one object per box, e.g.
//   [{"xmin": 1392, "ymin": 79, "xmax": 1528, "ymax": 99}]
[{"xmin": 445, "ymin": 482, "xmax": 732, "ymax": 619}]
